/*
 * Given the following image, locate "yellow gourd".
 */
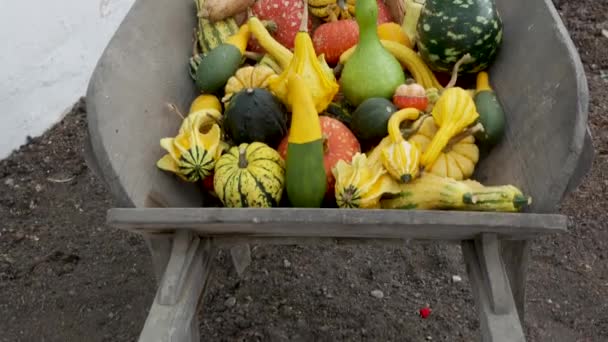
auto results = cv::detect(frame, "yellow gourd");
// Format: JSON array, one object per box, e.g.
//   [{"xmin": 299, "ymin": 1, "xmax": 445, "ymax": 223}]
[
  {"xmin": 189, "ymin": 94, "xmax": 222, "ymax": 113},
  {"xmin": 222, "ymin": 65, "xmax": 277, "ymax": 104},
  {"xmin": 156, "ymin": 124, "xmax": 224, "ymax": 182},
  {"xmin": 408, "ymin": 115, "xmax": 479, "ymax": 180},
  {"xmin": 264, "ymin": 4, "xmax": 340, "ymax": 113},
  {"xmin": 420, "ymin": 87, "xmax": 479, "ymax": 169},
  {"xmin": 379, "ymin": 108, "xmax": 421, "ymax": 183},
  {"xmin": 332, "ymin": 153, "xmax": 401, "ymax": 209}
]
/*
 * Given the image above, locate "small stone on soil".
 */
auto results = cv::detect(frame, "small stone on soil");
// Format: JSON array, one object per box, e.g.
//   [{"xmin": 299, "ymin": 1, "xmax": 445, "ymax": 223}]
[
  {"xmin": 224, "ymin": 297, "xmax": 237, "ymax": 308},
  {"xmin": 283, "ymin": 259, "xmax": 291, "ymax": 268},
  {"xmin": 371, "ymin": 290, "xmax": 384, "ymax": 299}
]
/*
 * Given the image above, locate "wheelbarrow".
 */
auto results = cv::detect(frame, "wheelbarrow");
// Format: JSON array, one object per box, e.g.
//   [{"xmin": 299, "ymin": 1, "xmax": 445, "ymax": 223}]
[{"xmin": 84, "ymin": 0, "xmax": 594, "ymax": 340}]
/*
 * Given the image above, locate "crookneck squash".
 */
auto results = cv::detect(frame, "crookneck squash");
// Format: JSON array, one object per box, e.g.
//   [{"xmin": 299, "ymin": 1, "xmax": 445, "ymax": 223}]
[
  {"xmin": 420, "ymin": 87, "xmax": 479, "ymax": 169},
  {"xmin": 213, "ymin": 142, "xmax": 285, "ymax": 208},
  {"xmin": 284, "ymin": 73, "xmax": 327, "ymax": 208}
]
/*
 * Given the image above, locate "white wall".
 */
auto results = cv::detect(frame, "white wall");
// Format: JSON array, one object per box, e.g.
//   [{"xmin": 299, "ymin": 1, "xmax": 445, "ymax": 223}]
[{"xmin": 0, "ymin": 0, "xmax": 136, "ymax": 159}]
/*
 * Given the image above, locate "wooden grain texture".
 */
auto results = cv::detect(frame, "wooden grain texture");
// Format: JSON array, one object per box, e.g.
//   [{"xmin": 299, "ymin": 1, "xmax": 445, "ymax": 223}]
[
  {"xmin": 85, "ymin": 0, "xmax": 202, "ymax": 208},
  {"xmin": 85, "ymin": 0, "xmax": 592, "ymax": 213},
  {"xmin": 138, "ymin": 237, "xmax": 214, "ymax": 342},
  {"xmin": 158, "ymin": 231, "xmax": 200, "ymax": 305},
  {"xmin": 462, "ymin": 239, "xmax": 526, "ymax": 342},
  {"xmin": 475, "ymin": 235, "xmax": 512, "ymax": 315},
  {"xmin": 107, "ymin": 208, "xmax": 567, "ymax": 240},
  {"xmin": 474, "ymin": 0, "xmax": 592, "ymax": 213}
]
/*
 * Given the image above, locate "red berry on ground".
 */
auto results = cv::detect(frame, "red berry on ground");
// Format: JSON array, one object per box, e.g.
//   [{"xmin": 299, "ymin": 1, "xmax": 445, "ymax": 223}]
[{"xmin": 419, "ymin": 307, "xmax": 432, "ymax": 319}]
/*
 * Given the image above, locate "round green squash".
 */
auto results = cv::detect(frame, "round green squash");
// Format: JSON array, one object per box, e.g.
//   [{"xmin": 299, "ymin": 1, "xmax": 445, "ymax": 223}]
[
  {"xmin": 223, "ymin": 88, "xmax": 289, "ymax": 146},
  {"xmin": 416, "ymin": 0, "xmax": 503, "ymax": 73},
  {"xmin": 213, "ymin": 142, "xmax": 285, "ymax": 208},
  {"xmin": 349, "ymin": 97, "xmax": 398, "ymax": 143}
]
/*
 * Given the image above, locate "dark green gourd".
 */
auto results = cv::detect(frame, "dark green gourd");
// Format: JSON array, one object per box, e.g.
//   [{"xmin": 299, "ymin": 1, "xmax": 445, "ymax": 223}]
[
  {"xmin": 339, "ymin": 0, "xmax": 405, "ymax": 107},
  {"xmin": 416, "ymin": 0, "xmax": 503, "ymax": 73}
]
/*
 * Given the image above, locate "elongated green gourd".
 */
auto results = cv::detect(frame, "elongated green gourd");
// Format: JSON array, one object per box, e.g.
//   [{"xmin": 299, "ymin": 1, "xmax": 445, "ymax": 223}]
[{"xmin": 339, "ymin": 0, "xmax": 405, "ymax": 106}]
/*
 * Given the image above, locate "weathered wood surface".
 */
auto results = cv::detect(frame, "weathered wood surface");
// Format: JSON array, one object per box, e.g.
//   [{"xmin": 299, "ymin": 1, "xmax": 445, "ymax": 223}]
[
  {"xmin": 85, "ymin": 0, "xmax": 202, "ymax": 209},
  {"xmin": 474, "ymin": 0, "xmax": 592, "ymax": 213},
  {"xmin": 107, "ymin": 208, "xmax": 568, "ymax": 240},
  {"xmin": 138, "ymin": 234, "xmax": 214, "ymax": 342},
  {"xmin": 501, "ymin": 240, "xmax": 531, "ymax": 320},
  {"xmin": 85, "ymin": 0, "xmax": 592, "ymax": 213},
  {"xmin": 462, "ymin": 237, "xmax": 526, "ymax": 342}
]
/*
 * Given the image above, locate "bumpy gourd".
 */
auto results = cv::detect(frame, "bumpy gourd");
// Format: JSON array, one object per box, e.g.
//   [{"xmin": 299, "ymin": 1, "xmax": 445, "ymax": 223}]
[
  {"xmin": 380, "ymin": 108, "xmax": 422, "ymax": 183},
  {"xmin": 267, "ymin": 3, "xmax": 340, "ymax": 113},
  {"xmin": 332, "ymin": 153, "xmax": 401, "ymax": 209},
  {"xmin": 420, "ymin": 87, "xmax": 479, "ymax": 169},
  {"xmin": 156, "ymin": 124, "xmax": 224, "ymax": 182}
]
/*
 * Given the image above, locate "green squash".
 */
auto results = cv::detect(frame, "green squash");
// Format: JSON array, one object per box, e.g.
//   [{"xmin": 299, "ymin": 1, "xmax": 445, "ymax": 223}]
[
  {"xmin": 350, "ymin": 97, "xmax": 398, "ymax": 144},
  {"xmin": 416, "ymin": 0, "xmax": 503, "ymax": 73},
  {"xmin": 223, "ymin": 88, "xmax": 288, "ymax": 147},
  {"xmin": 213, "ymin": 142, "xmax": 285, "ymax": 208}
]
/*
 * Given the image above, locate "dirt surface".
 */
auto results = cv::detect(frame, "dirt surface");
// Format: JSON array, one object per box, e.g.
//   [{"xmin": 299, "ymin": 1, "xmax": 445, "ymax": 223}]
[{"xmin": 1, "ymin": 1, "xmax": 607, "ymax": 341}]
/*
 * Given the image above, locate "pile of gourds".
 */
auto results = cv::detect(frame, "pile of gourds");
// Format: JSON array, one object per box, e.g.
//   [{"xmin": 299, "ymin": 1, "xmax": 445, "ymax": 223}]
[{"xmin": 154, "ymin": 0, "xmax": 531, "ymax": 212}]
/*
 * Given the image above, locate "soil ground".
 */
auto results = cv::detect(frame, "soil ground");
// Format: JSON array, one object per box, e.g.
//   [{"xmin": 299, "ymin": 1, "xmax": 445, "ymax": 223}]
[{"xmin": 1, "ymin": 1, "xmax": 607, "ymax": 341}]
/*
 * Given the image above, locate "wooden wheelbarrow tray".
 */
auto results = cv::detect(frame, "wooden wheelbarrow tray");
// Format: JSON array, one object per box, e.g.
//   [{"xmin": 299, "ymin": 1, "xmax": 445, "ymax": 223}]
[{"xmin": 84, "ymin": 0, "xmax": 594, "ymax": 340}]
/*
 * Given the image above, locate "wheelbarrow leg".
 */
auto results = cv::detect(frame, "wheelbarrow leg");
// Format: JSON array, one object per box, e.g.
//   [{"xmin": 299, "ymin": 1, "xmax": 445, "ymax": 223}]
[
  {"xmin": 138, "ymin": 231, "xmax": 214, "ymax": 342},
  {"xmin": 462, "ymin": 234, "xmax": 526, "ymax": 342},
  {"xmin": 501, "ymin": 240, "xmax": 530, "ymax": 320}
]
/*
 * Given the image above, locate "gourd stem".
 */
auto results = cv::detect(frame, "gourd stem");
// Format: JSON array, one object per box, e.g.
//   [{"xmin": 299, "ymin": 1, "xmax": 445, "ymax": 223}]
[
  {"xmin": 244, "ymin": 51, "xmax": 264, "ymax": 61},
  {"xmin": 238, "ymin": 147, "xmax": 248, "ymax": 168},
  {"xmin": 166, "ymin": 103, "xmax": 185, "ymax": 120},
  {"xmin": 192, "ymin": 28, "xmax": 199, "ymax": 57},
  {"xmin": 401, "ymin": 114, "xmax": 431, "ymax": 139},
  {"xmin": 446, "ymin": 53, "xmax": 473, "ymax": 88},
  {"xmin": 300, "ymin": 0, "xmax": 309, "ymax": 32},
  {"xmin": 327, "ymin": 5, "xmax": 338, "ymax": 22},
  {"xmin": 443, "ymin": 122, "xmax": 484, "ymax": 152}
]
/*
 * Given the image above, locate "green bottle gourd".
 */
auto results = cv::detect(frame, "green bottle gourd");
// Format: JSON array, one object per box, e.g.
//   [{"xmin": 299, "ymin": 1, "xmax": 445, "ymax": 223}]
[{"xmin": 339, "ymin": 0, "xmax": 406, "ymax": 107}]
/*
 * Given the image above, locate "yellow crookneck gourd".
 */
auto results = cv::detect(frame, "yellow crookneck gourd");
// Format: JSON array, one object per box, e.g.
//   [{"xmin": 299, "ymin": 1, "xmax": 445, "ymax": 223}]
[
  {"xmin": 284, "ymin": 73, "xmax": 327, "ymax": 208},
  {"xmin": 408, "ymin": 115, "xmax": 480, "ymax": 180},
  {"xmin": 367, "ymin": 108, "xmax": 422, "ymax": 183},
  {"xmin": 250, "ymin": 2, "xmax": 339, "ymax": 113},
  {"xmin": 332, "ymin": 153, "xmax": 402, "ymax": 209},
  {"xmin": 420, "ymin": 87, "xmax": 479, "ymax": 169}
]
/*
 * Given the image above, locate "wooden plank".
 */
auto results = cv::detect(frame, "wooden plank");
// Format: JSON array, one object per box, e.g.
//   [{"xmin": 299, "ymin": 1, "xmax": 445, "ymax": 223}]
[
  {"xmin": 107, "ymin": 208, "xmax": 567, "ymax": 241},
  {"xmin": 501, "ymin": 240, "xmax": 531, "ymax": 320},
  {"xmin": 462, "ymin": 240, "xmax": 526, "ymax": 342},
  {"xmin": 475, "ymin": 234, "xmax": 513, "ymax": 315},
  {"xmin": 158, "ymin": 231, "xmax": 200, "ymax": 305},
  {"xmin": 138, "ymin": 237, "xmax": 214, "ymax": 342}
]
